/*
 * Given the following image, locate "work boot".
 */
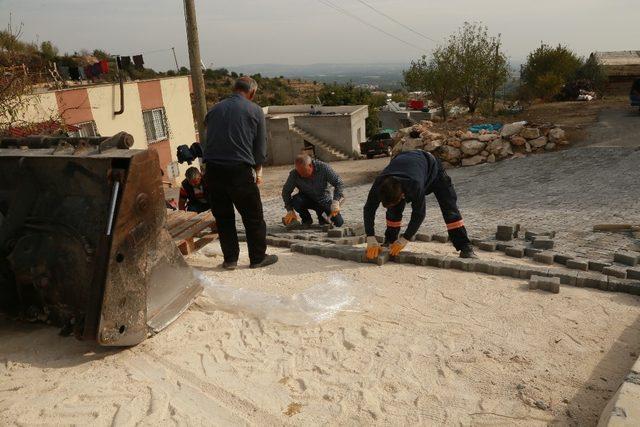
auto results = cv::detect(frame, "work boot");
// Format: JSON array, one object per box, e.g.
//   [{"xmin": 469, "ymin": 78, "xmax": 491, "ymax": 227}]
[
  {"xmin": 459, "ymin": 246, "xmax": 478, "ymax": 259},
  {"xmin": 222, "ymin": 261, "xmax": 238, "ymax": 270},
  {"xmin": 250, "ymin": 254, "xmax": 279, "ymax": 269}
]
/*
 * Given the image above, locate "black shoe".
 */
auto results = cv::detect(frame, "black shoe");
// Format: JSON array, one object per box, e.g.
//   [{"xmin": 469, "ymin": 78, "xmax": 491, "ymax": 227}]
[
  {"xmin": 222, "ymin": 261, "xmax": 238, "ymax": 270},
  {"xmin": 250, "ymin": 254, "xmax": 279, "ymax": 269},
  {"xmin": 459, "ymin": 247, "xmax": 478, "ymax": 259}
]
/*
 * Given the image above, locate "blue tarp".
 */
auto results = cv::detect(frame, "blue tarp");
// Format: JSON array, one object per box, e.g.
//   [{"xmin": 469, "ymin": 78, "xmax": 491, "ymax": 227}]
[{"xmin": 469, "ymin": 123, "xmax": 502, "ymax": 133}]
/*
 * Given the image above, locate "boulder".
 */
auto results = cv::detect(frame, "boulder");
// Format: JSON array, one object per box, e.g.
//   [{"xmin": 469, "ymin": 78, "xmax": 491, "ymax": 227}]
[
  {"xmin": 529, "ymin": 136, "xmax": 547, "ymax": 149},
  {"xmin": 480, "ymin": 150, "xmax": 489, "ymax": 157},
  {"xmin": 500, "ymin": 121, "xmax": 526, "ymax": 138},
  {"xmin": 520, "ymin": 127, "xmax": 540, "ymax": 140},
  {"xmin": 420, "ymin": 130, "xmax": 443, "ymax": 141},
  {"xmin": 545, "ymin": 142, "xmax": 556, "ymax": 151},
  {"xmin": 510, "ymin": 135, "xmax": 527, "ymax": 146},
  {"xmin": 441, "ymin": 161, "xmax": 454, "ymax": 169},
  {"xmin": 461, "ymin": 155, "xmax": 486, "ymax": 167},
  {"xmin": 525, "ymin": 142, "xmax": 532, "ymax": 153},
  {"xmin": 438, "ymin": 145, "xmax": 462, "ymax": 163},
  {"xmin": 478, "ymin": 133, "xmax": 499, "ymax": 142},
  {"xmin": 548, "ymin": 127, "xmax": 566, "ymax": 142},
  {"xmin": 401, "ymin": 138, "xmax": 425, "ymax": 152},
  {"xmin": 460, "ymin": 139, "xmax": 486, "ymax": 156},
  {"xmin": 487, "ymin": 138, "xmax": 510, "ymax": 156},
  {"xmin": 398, "ymin": 126, "xmax": 414, "ymax": 136},
  {"xmin": 487, "ymin": 154, "xmax": 496, "ymax": 163},
  {"xmin": 461, "ymin": 131, "xmax": 476, "ymax": 141},
  {"xmin": 423, "ymin": 139, "xmax": 443, "ymax": 152},
  {"xmin": 446, "ymin": 138, "xmax": 461, "ymax": 148}
]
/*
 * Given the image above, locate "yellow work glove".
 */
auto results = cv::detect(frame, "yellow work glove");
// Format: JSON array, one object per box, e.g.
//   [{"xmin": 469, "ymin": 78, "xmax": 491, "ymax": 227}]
[
  {"xmin": 389, "ymin": 237, "xmax": 408, "ymax": 256},
  {"xmin": 330, "ymin": 200, "xmax": 340, "ymax": 217},
  {"xmin": 283, "ymin": 210, "xmax": 298, "ymax": 225},
  {"xmin": 366, "ymin": 236, "xmax": 381, "ymax": 260}
]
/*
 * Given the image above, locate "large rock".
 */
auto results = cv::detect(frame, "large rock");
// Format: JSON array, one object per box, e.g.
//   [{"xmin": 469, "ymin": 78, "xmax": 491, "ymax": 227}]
[
  {"xmin": 446, "ymin": 138, "xmax": 461, "ymax": 148},
  {"xmin": 460, "ymin": 139, "xmax": 486, "ymax": 156},
  {"xmin": 478, "ymin": 133, "xmax": 499, "ymax": 142},
  {"xmin": 421, "ymin": 130, "xmax": 443, "ymax": 141},
  {"xmin": 438, "ymin": 145, "xmax": 462, "ymax": 163},
  {"xmin": 401, "ymin": 138, "xmax": 425, "ymax": 152},
  {"xmin": 545, "ymin": 142, "xmax": 556, "ymax": 151},
  {"xmin": 548, "ymin": 127, "xmax": 566, "ymax": 143},
  {"xmin": 423, "ymin": 139, "xmax": 443, "ymax": 152},
  {"xmin": 398, "ymin": 126, "xmax": 414, "ymax": 136},
  {"xmin": 461, "ymin": 131, "xmax": 476, "ymax": 141},
  {"xmin": 529, "ymin": 136, "xmax": 547, "ymax": 149},
  {"xmin": 500, "ymin": 121, "xmax": 527, "ymax": 138},
  {"xmin": 487, "ymin": 138, "xmax": 512, "ymax": 157},
  {"xmin": 461, "ymin": 155, "xmax": 486, "ymax": 167},
  {"xmin": 510, "ymin": 135, "xmax": 527, "ymax": 146},
  {"xmin": 520, "ymin": 127, "xmax": 540, "ymax": 140},
  {"xmin": 487, "ymin": 154, "xmax": 496, "ymax": 163}
]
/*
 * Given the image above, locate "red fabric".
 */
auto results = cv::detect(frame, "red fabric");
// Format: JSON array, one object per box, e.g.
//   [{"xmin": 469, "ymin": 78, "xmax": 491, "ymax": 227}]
[
  {"xmin": 99, "ymin": 60, "xmax": 109, "ymax": 74},
  {"xmin": 84, "ymin": 65, "xmax": 93, "ymax": 78}
]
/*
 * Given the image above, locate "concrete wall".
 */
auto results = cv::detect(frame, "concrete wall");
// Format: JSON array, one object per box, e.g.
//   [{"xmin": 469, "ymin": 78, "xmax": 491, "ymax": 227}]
[
  {"xmin": 160, "ymin": 77, "xmax": 197, "ymax": 179},
  {"xmin": 380, "ymin": 110, "xmax": 429, "ymax": 131},
  {"xmin": 266, "ymin": 117, "xmax": 305, "ymax": 166}
]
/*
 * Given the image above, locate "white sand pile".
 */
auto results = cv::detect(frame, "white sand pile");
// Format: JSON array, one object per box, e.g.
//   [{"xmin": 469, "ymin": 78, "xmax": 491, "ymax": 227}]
[{"xmin": 1, "ymin": 242, "xmax": 639, "ymax": 425}]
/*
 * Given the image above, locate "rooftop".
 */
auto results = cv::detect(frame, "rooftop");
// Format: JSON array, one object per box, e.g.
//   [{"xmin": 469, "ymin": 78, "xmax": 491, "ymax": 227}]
[
  {"xmin": 592, "ymin": 51, "xmax": 640, "ymax": 66},
  {"xmin": 264, "ymin": 104, "xmax": 368, "ymax": 119}
]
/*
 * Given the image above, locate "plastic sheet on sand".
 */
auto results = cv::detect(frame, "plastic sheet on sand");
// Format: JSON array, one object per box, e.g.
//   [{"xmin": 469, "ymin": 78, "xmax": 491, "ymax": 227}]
[{"xmin": 195, "ymin": 272, "xmax": 357, "ymax": 326}]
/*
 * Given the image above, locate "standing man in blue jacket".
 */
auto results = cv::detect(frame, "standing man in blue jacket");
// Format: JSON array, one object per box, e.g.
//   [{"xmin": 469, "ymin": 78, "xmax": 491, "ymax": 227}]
[
  {"xmin": 203, "ymin": 77, "xmax": 278, "ymax": 270},
  {"xmin": 363, "ymin": 150, "xmax": 476, "ymax": 259}
]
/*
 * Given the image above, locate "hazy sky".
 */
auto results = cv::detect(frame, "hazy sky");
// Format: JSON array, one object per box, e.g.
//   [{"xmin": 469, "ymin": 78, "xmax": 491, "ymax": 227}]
[{"xmin": 1, "ymin": 0, "xmax": 638, "ymax": 71}]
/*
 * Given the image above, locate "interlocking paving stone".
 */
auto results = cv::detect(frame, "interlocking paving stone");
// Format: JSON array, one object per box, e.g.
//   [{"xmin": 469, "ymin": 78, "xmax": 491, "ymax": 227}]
[
  {"xmin": 588, "ymin": 260, "xmax": 611, "ymax": 272},
  {"xmin": 628, "ymin": 268, "xmax": 640, "ymax": 281},
  {"xmin": 614, "ymin": 251, "xmax": 640, "ymax": 267},
  {"xmin": 505, "ymin": 247, "xmax": 525, "ymax": 258},
  {"xmin": 532, "ymin": 238, "xmax": 555, "ymax": 250},
  {"xmin": 432, "ymin": 233, "xmax": 449, "ymax": 243},
  {"xmin": 496, "ymin": 225, "xmax": 516, "ymax": 241},
  {"xmin": 566, "ymin": 259, "xmax": 589, "ymax": 271},
  {"xmin": 602, "ymin": 266, "xmax": 628, "ymax": 279},
  {"xmin": 553, "ymin": 254, "xmax": 573, "ymax": 265},
  {"xmin": 524, "ymin": 247, "xmax": 543, "ymax": 257},
  {"xmin": 533, "ymin": 252, "xmax": 555, "ymax": 264},
  {"xmin": 478, "ymin": 241, "xmax": 498, "ymax": 252},
  {"xmin": 415, "ymin": 233, "xmax": 432, "ymax": 242}
]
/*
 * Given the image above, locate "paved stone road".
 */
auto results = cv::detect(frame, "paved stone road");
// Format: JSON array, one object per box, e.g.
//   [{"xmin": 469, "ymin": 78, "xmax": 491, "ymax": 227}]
[{"xmin": 260, "ymin": 146, "xmax": 640, "ymax": 259}]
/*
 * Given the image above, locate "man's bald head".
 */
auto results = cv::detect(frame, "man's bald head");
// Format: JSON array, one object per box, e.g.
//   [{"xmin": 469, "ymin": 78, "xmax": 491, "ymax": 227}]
[{"xmin": 294, "ymin": 154, "xmax": 314, "ymax": 178}]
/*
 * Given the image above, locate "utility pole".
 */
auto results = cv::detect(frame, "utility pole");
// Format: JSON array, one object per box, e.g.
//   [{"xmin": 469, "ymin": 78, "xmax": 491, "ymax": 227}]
[
  {"xmin": 171, "ymin": 47, "xmax": 180, "ymax": 73},
  {"xmin": 183, "ymin": 0, "xmax": 207, "ymax": 144},
  {"xmin": 490, "ymin": 35, "xmax": 501, "ymax": 115}
]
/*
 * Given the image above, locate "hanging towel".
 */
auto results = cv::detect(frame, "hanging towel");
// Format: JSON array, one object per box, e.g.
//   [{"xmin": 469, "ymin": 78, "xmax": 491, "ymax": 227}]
[
  {"xmin": 58, "ymin": 65, "xmax": 70, "ymax": 79},
  {"xmin": 99, "ymin": 59, "xmax": 109, "ymax": 74},
  {"xmin": 133, "ymin": 54, "xmax": 144, "ymax": 70},
  {"xmin": 78, "ymin": 66, "xmax": 86, "ymax": 80},
  {"xmin": 84, "ymin": 65, "xmax": 93, "ymax": 78},
  {"xmin": 69, "ymin": 66, "xmax": 80, "ymax": 80},
  {"xmin": 120, "ymin": 56, "xmax": 132, "ymax": 68}
]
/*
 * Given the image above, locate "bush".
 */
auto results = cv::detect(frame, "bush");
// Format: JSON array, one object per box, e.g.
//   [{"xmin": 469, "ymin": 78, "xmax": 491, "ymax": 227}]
[{"xmin": 520, "ymin": 43, "xmax": 582, "ymax": 100}]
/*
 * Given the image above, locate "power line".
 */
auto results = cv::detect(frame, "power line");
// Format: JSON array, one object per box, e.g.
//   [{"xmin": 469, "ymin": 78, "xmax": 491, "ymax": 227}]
[
  {"xmin": 353, "ymin": 0, "xmax": 438, "ymax": 43},
  {"xmin": 315, "ymin": 0, "xmax": 426, "ymax": 52}
]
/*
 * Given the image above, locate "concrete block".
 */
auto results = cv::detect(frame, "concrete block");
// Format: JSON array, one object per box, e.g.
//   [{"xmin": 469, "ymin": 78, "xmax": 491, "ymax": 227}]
[
  {"xmin": 627, "ymin": 268, "xmax": 640, "ymax": 280},
  {"xmin": 470, "ymin": 238, "xmax": 483, "ymax": 246},
  {"xmin": 375, "ymin": 236, "xmax": 384, "ymax": 244},
  {"xmin": 614, "ymin": 251, "xmax": 640, "ymax": 267},
  {"xmin": 532, "ymin": 239, "xmax": 554, "ymax": 250},
  {"xmin": 321, "ymin": 224, "xmax": 331, "ymax": 232},
  {"xmin": 432, "ymin": 233, "xmax": 449, "ymax": 243},
  {"xmin": 533, "ymin": 252, "xmax": 555, "ymax": 264},
  {"xmin": 478, "ymin": 241, "xmax": 497, "ymax": 252},
  {"xmin": 306, "ymin": 245, "xmax": 323, "ymax": 256},
  {"xmin": 553, "ymin": 254, "xmax": 573, "ymax": 265},
  {"xmin": 484, "ymin": 261, "xmax": 506, "ymax": 275},
  {"xmin": 505, "ymin": 247, "xmax": 525, "ymax": 258},
  {"xmin": 426, "ymin": 254, "xmax": 446, "ymax": 268},
  {"xmin": 368, "ymin": 250, "xmax": 390, "ymax": 266},
  {"xmin": 525, "ymin": 230, "xmax": 556, "ymax": 241},
  {"xmin": 529, "ymin": 275, "xmax": 560, "ymax": 293},
  {"xmin": 602, "ymin": 266, "xmax": 628, "ymax": 279},
  {"xmin": 566, "ymin": 259, "xmax": 589, "ymax": 271},
  {"xmin": 524, "ymin": 247, "xmax": 543, "ymax": 257},
  {"xmin": 577, "ymin": 271, "xmax": 607, "ymax": 289},
  {"xmin": 498, "ymin": 264, "xmax": 521, "ymax": 278},
  {"xmin": 519, "ymin": 266, "xmax": 550, "ymax": 280},
  {"xmin": 450, "ymin": 258, "xmax": 476, "ymax": 271},
  {"xmin": 441, "ymin": 256, "xmax": 452, "ymax": 269},
  {"xmin": 415, "ymin": 233, "xmax": 432, "ymax": 242},
  {"xmin": 588, "ymin": 260, "xmax": 611, "ymax": 273},
  {"xmin": 344, "ymin": 248, "xmax": 366, "ymax": 263},
  {"xmin": 473, "ymin": 261, "xmax": 492, "ymax": 274},
  {"xmin": 290, "ymin": 243, "xmax": 305, "ymax": 254},
  {"xmin": 413, "ymin": 254, "xmax": 430, "ymax": 266},
  {"xmin": 327, "ymin": 229, "xmax": 345, "ymax": 238},
  {"xmin": 616, "ymin": 279, "xmax": 640, "ymax": 295},
  {"xmin": 391, "ymin": 251, "xmax": 418, "ymax": 264},
  {"xmin": 496, "ymin": 243, "xmax": 513, "ymax": 252},
  {"xmin": 496, "ymin": 225, "xmax": 515, "ymax": 241},
  {"xmin": 554, "ymin": 270, "xmax": 578, "ymax": 286},
  {"xmin": 343, "ymin": 227, "xmax": 355, "ymax": 237}
]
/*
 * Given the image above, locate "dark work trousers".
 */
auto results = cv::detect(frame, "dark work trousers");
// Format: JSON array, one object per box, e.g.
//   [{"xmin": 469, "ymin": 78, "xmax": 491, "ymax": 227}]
[
  {"xmin": 291, "ymin": 193, "xmax": 344, "ymax": 227},
  {"xmin": 186, "ymin": 200, "xmax": 210, "ymax": 213},
  {"xmin": 385, "ymin": 168, "xmax": 471, "ymax": 251},
  {"xmin": 205, "ymin": 163, "xmax": 267, "ymax": 265}
]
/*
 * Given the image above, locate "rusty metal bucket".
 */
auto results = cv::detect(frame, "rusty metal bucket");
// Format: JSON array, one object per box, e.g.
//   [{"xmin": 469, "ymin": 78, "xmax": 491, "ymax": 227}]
[{"xmin": 0, "ymin": 133, "xmax": 202, "ymax": 346}]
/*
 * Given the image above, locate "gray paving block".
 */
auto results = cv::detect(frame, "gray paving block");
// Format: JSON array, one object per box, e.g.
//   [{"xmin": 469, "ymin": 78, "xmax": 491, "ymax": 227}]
[
  {"xmin": 497, "ymin": 263, "xmax": 521, "ymax": 278},
  {"xmin": 614, "ymin": 279, "xmax": 640, "ymax": 295},
  {"xmin": 415, "ymin": 233, "xmax": 432, "ymax": 242},
  {"xmin": 470, "ymin": 238, "xmax": 483, "ymax": 246},
  {"xmin": 368, "ymin": 250, "xmax": 390, "ymax": 266},
  {"xmin": 627, "ymin": 268, "xmax": 640, "ymax": 281},
  {"xmin": 532, "ymin": 239, "xmax": 554, "ymax": 250},
  {"xmin": 602, "ymin": 266, "xmax": 628, "ymax": 279},
  {"xmin": 505, "ymin": 247, "xmax": 525, "ymax": 258},
  {"xmin": 375, "ymin": 236, "xmax": 384, "ymax": 244},
  {"xmin": 496, "ymin": 243, "xmax": 512, "ymax": 252},
  {"xmin": 554, "ymin": 270, "xmax": 578, "ymax": 286},
  {"xmin": 533, "ymin": 252, "xmax": 555, "ymax": 264},
  {"xmin": 306, "ymin": 245, "xmax": 324, "ymax": 256},
  {"xmin": 519, "ymin": 266, "xmax": 550, "ymax": 280},
  {"xmin": 290, "ymin": 243, "xmax": 305, "ymax": 253},
  {"xmin": 393, "ymin": 251, "xmax": 420, "ymax": 264},
  {"xmin": 577, "ymin": 271, "xmax": 607, "ymax": 289},
  {"xmin": 327, "ymin": 228, "xmax": 345, "ymax": 238},
  {"xmin": 613, "ymin": 251, "xmax": 640, "ymax": 267},
  {"xmin": 425, "ymin": 254, "xmax": 447, "ymax": 268},
  {"xmin": 566, "ymin": 259, "xmax": 589, "ymax": 271},
  {"xmin": 496, "ymin": 225, "xmax": 516, "ymax": 241},
  {"xmin": 478, "ymin": 241, "xmax": 497, "ymax": 252},
  {"xmin": 524, "ymin": 247, "xmax": 543, "ymax": 257},
  {"xmin": 350, "ymin": 223, "xmax": 366, "ymax": 236},
  {"xmin": 473, "ymin": 261, "xmax": 492, "ymax": 274},
  {"xmin": 432, "ymin": 233, "xmax": 449, "ymax": 243},
  {"xmin": 553, "ymin": 254, "xmax": 573, "ymax": 265},
  {"xmin": 343, "ymin": 248, "xmax": 366, "ymax": 263},
  {"xmin": 413, "ymin": 254, "xmax": 430, "ymax": 266},
  {"xmin": 588, "ymin": 260, "xmax": 611, "ymax": 273},
  {"xmin": 484, "ymin": 261, "xmax": 506, "ymax": 275}
]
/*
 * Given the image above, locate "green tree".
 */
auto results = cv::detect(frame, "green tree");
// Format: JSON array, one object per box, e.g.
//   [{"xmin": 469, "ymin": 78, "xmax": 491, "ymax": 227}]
[
  {"xmin": 520, "ymin": 43, "xmax": 583, "ymax": 100},
  {"xmin": 39, "ymin": 41, "xmax": 59, "ymax": 61},
  {"xmin": 319, "ymin": 83, "xmax": 381, "ymax": 137}
]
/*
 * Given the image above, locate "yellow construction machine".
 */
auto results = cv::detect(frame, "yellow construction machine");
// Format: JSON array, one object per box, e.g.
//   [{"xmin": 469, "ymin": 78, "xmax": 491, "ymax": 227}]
[{"xmin": 0, "ymin": 133, "xmax": 202, "ymax": 346}]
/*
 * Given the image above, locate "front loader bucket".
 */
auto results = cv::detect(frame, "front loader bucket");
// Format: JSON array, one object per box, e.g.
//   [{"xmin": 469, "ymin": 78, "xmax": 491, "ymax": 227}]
[{"xmin": 0, "ymin": 134, "xmax": 202, "ymax": 346}]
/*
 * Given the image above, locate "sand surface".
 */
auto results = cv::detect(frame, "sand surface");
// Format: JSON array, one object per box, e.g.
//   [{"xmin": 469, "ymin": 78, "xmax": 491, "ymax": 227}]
[{"xmin": 2, "ymin": 241, "xmax": 640, "ymax": 426}]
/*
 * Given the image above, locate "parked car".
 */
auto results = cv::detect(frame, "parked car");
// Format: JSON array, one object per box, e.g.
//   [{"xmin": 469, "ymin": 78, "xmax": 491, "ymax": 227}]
[
  {"xmin": 360, "ymin": 132, "xmax": 395, "ymax": 159},
  {"xmin": 631, "ymin": 78, "xmax": 640, "ymax": 111}
]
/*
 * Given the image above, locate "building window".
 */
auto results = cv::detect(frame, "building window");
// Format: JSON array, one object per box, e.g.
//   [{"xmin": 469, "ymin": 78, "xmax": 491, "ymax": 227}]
[
  {"xmin": 143, "ymin": 108, "xmax": 168, "ymax": 144},
  {"xmin": 68, "ymin": 121, "xmax": 98, "ymax": 138}
]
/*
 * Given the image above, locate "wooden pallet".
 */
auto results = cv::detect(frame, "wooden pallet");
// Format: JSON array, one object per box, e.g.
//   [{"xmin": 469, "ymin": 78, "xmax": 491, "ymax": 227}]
[{"xmin": 166, "ymin": 209, "xmax": 217, "ymax": 255}]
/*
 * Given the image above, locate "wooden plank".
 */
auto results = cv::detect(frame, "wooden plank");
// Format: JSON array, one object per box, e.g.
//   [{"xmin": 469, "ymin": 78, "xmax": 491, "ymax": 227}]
[
  {"xmin": 170, "ymin": 211, "xmax": 213, "ymax": 239},
  {"xmin": 167, "ymin": 212, "xmax": 199, "ymax": 236},
  {"xmin": 166, "ymin": 210, "xmax": 192, "ymax": 231},
  {"xmin": 173, "ymin": 212, "xmax": 215, "ymax": 242}
]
